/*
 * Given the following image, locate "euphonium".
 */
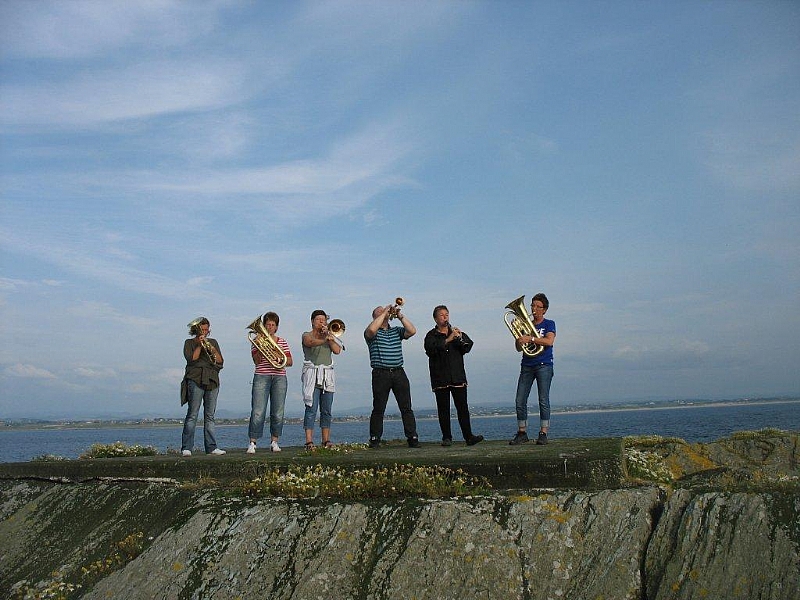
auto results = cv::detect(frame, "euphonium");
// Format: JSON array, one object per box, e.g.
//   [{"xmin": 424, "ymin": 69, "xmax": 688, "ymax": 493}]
[
  {"xmin": 188, "ymin": 317, "xmax": 217, "ymax": 362},
  {"xmin": 246, "ymin": 315, "xmax": 289, "ymax": 369},
  {"xmin": 388, "ymin": 297, "xmax": 404, "ymax": 320},
  {"xmin": 503, "ymin": 295, "xmax": 545, "ymax": 357}
]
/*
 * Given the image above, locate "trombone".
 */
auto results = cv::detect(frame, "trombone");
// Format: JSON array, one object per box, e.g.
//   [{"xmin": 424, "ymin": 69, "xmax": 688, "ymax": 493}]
[{"xmin": 323, "ymin": 318, "xmax": 346, "ymax": 350}]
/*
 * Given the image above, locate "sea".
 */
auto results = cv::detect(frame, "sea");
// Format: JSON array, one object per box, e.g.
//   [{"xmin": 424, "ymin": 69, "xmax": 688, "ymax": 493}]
[{"xmin": 1, "ymin": 400, "xmax": 798, "ymax": 464}]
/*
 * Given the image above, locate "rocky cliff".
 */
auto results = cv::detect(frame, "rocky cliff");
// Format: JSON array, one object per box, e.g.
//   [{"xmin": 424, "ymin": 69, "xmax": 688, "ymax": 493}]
[{"xmin": 1, "ymin": 431, "xmax": 798, "ymax": 599}]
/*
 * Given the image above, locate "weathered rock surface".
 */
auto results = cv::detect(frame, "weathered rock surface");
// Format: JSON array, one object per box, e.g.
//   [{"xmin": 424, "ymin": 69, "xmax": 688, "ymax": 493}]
[{"xmin": 1, "ymin": 432, "xmax": 798, "ymax": 599}]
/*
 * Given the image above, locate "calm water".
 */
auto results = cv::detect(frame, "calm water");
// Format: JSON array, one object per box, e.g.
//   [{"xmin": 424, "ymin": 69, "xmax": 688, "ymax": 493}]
[{"xmin": 1, "ymin": 401, "xmax": 798, "ymax": 463}]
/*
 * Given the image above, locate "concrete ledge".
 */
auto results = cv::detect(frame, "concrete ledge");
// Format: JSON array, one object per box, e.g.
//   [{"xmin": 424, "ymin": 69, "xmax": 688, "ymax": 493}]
[{"xmin": 0, "ymin": 437, "xmax": 625, "ymax": 490}]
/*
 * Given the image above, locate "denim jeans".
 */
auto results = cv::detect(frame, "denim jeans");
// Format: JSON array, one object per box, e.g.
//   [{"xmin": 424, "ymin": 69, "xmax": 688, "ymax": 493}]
[
  {"xmin": 249, "ymin": 374, "xmax": 287, "ymax": 440},
  {"xmin": 514, "ymin": 363, "xmax": 553, "ymax": 430},
  {"xmin": 304, "ymin": 387, "xmax": 334, "ymax": 430},
  {"xmin": 369, "ymin": 367, "xmax": 418, "ymax": 440},
  {"xmin": 181, "ymin": 379, "xmax": 219, "ymax": 453}
]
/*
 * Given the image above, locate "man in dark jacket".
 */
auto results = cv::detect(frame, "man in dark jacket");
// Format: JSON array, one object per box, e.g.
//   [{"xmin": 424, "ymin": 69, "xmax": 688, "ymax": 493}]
[{"xmin": 423, "ymin": 305, "xmax": 483, "ymax": 446}]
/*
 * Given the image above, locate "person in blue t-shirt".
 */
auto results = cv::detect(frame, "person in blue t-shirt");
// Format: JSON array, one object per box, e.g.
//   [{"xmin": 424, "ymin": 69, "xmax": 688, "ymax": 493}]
[{"xmin": 509, "ymin": 293, "xmax": 556, "ymax": 446}]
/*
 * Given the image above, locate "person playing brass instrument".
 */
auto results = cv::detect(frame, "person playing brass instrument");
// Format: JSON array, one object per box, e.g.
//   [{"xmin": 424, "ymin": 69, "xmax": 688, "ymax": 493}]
[
  {"xmin": 364, "ymin": 302, "xmax": 420, "ymax": 448},
  {"xmin": 301, "ymin": 310, "xmax": 342, "ymax": 449},
  {"xmin": 247, "ymin": 312, "xmax": 293, "ymax": 454},
  {"xmin": 424, "ymin": 305, "xmax": 483, "ymax": 446},
  {"xmin": 509, "ymin": 293, "xmax": 556, "ymax": 446},
  {"xmin": 181, "ymin": 317, "xmax": 226, "ymax": 456}
]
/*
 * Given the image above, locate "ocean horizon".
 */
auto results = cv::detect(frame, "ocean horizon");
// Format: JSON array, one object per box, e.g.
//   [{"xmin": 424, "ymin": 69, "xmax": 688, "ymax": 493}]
[{"xmin": 1, "ymin": 399, "xmax": 798, "ymax": 464}]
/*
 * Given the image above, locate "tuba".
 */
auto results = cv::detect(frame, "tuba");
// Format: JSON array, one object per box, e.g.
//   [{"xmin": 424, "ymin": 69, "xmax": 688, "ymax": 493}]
[
  {"xmin": 503, "ymin": 296, "xmax": 545, "ymax": 357},
  {"xmin": 247, "ymin": 315, "xmax": 289, "ymax": 368},
  {"xmin": 188, "ymin": 317, "xmax": 217, "ymax": 362},
  {"xmin": 388, "ymin": 297, "xmax": 404, "ymax": 320}
]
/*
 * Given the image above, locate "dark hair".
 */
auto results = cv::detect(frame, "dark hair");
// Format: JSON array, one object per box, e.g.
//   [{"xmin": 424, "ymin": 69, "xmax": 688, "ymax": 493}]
[
  {"xmin": 433, "ymin": 305, "xmax": 448, "ymax": 318},
  {"xmin": 188, "ymin": 317, "xmax": 210, "ymax": 336},
  {"xmin": 263, "ymin": 311, "xmax": 279, "ymax": 327},
  {"xmin": 532, "ymin": 293, "xmax": 549, "ymax": 310},
  {"xmin": 310, "ymin": 309, "xmax": 327, "ymax": 322}
]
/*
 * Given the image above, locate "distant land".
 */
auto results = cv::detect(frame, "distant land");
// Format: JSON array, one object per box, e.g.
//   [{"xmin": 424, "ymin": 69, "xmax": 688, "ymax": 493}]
[{"xmin": 1, "ymin": 396, "xmax": 798, "ymax": 431}]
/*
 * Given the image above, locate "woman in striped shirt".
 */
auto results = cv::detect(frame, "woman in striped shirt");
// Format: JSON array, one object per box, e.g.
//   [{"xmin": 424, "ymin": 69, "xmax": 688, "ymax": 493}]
[{"xmin": 247, "ymin": 312, "xmax": 293, "ymax": 454}]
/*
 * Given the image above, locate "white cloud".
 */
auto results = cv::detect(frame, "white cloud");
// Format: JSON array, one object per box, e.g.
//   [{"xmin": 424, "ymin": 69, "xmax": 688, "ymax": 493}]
[
  {"xmin": 75, "ymin": 366, "xmax": 117, "ymax": 379},
  {"xmin": 5, "ymin": 363, "xmax": 57, "ymax": 379},
  {"xmin": 1, "ymin": 60, "xmax": 248, "ymax": 128},
  {"xmin": 0, "ymin": 0, "xmax": 220, "ymax": 59}
]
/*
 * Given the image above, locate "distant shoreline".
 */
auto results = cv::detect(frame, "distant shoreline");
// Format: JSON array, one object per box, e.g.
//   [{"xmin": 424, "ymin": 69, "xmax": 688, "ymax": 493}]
[{"xmin": 2, "ymin": 397, "xmax": 798, "ymax": 432}]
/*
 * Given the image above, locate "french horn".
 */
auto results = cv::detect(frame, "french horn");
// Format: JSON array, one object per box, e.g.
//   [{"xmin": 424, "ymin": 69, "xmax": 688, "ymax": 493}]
[
  {"xmin": 503, "ymin": 295, "xmax": 545, "ymax": 357},
  {"xmin": 247, "ymin": 315, "xmax": 289, "ymax": 368}
]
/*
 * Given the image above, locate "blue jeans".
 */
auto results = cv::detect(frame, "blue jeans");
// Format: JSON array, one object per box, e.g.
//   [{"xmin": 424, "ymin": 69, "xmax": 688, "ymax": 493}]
[
  {"xmin": 181, "ymin": 379, "xmax": 219, "ymax": 453},
  {"xmin": 249, "ymin": 374, "xmax": 287, "ymax": 440},
  {"xmin": 514, "ymin": 363, "xmax": 553, "ymax": 430},
  {"xmin": 304, "ymin": 387, "xmax": 333, "ymax": 430}
]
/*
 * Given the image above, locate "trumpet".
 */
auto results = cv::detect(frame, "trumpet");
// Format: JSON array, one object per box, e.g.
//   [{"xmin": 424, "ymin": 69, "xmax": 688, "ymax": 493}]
[
  {"xmin": 503, "ymin": 295, "xmax": 545, "ymax": 357},
  {"xmin": 188, "ymin": 317, "xmax": 217, "ymax": 362},
  {"xmin": 388, "ymin": 297, "xmax": 404, "ymax": 320},
  {"xmin": 247, "ymin": 315, "xmax": 289, "ymax": 369}
]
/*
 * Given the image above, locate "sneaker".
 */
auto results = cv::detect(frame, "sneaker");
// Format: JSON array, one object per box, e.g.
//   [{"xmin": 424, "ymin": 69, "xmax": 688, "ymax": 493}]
[
  {"xmin": 407, "ymin": 437, "xmax": 421, "ymax": 448},
  {"xmin": 466, "ymin": 435, "xmax": 484, "ymax": 446},
  {"xmin": 270, "ymin": 441, "xmax": 281, "ymax": 453},
  {"xmin": 368, "ymin": 437, "xmax": 381, "ymax": 449},
  {"xmin": 209, "ymin": 448, "xmax": 226, "ymax": 455},
  {"xmin": 509, "ymin": 431, "xmax": 529, "ymax": 445},
  {"xmin": 441, "ymin": 438, "xmax": 453, "ymax": 447},
  {"xmin": 246, "ymin": 442, "xmax": 256, "ymax": 454},
  {"xmin": 536, "ymin": 431, "xmax": 549, "ymax": 445},
  {"xmin": 181, "ymin": 449, "xmax": 192, "ymax": 457}
]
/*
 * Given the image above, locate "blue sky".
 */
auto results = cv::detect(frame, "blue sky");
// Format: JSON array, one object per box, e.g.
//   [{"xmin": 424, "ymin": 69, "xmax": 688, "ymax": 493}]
[{"xmin": 1, "ymin": 1, "xmax": 798, "ymax": 421}]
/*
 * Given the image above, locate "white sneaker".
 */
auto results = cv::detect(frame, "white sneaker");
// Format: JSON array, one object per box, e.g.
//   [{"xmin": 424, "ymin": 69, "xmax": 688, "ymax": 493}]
[
  {"xmin": 271, "ymin": 441, "xmax": 281, "ymax": 453},
  {"xmin": 181, "ymin": 449, "xmax": 192, "ymax": 457},
  {"xmin": 246, "ymin": 441, "xmax": 256, "ymax": 454},
  {"xmin": 209, "ymin": 448, "xmax": 226, "ymax": 455}
]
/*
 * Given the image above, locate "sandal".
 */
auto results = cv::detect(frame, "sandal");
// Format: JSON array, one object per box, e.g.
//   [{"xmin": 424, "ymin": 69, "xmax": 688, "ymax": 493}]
[
  {"xmin": 304, "ymin": 441, "xmax": 315, "ymax": 451},
  {"xmin": 322, "ymin": 440, "xmax": 334, "ymax": 449}
]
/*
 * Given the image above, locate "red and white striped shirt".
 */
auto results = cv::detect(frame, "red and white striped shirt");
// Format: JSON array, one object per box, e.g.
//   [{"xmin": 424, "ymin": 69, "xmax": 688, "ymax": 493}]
[{"xmin": 252, "ymin": 336, "xmax": 292, "ymax": 376}]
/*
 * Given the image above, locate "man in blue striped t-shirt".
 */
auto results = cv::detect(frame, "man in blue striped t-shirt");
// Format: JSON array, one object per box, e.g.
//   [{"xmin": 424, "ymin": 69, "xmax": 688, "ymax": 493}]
[{"xmin": 364, "ymin": 304, "xmax": 420, "ymax": 448}]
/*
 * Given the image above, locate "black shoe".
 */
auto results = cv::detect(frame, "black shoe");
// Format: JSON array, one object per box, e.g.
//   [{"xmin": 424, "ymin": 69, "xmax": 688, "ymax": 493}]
[
  {"xmin": 466, "ymin": 435, "xmax": 484, "ymax": 446},
  {"xmin": 407, "ymin": 437, "xmax": 421, "ymax": 448},
  {"xmin": 536, "ymin": 431, "xmax": 548, "ymax": 445},
  {"xmin": 509, "ymin": 431, "xmax": 529, "ymax": 445},
  {"xmin": 368, "ymin": 437, "xmax": 381, "ymax": 449},
  {"xmin": 441, "ymin": 438, "xmax": 452, "ymax": 447}
]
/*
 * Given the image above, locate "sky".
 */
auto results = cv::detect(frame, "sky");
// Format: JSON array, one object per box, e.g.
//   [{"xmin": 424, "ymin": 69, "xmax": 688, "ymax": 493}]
[{"xmin": 1, "ymin": 0, "xmax": 798, "ymax": 421}]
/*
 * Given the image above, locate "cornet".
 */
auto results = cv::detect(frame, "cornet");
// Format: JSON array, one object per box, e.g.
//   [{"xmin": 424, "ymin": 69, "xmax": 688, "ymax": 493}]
[
  {"xmin": 388, "ymin": 297, "xmax": 404, "ymax": 320},
  {"xmin": 246, "ymin": 315, "xmax": 289, "ymax": 369},
  {"xmin": 503, "ymin": 295, "xmax": 545, "ymax": 357}
]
